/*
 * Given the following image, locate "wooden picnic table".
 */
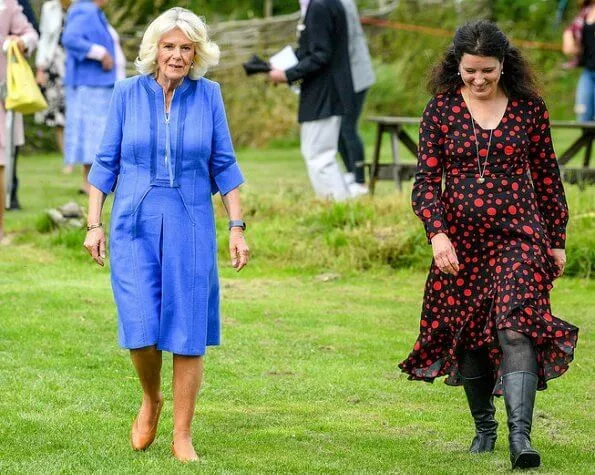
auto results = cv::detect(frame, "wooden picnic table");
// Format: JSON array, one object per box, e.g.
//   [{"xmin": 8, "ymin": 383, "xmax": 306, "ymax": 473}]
[{"xmin": 367, "ymin": 115, "xmax": 595, "ymax": 194}]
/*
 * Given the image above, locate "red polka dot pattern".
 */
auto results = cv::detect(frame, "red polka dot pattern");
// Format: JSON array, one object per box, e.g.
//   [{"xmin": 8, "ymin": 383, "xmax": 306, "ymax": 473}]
[{"xmin": 398, "ymin": 92, "xmax": 578, "ymax": 395}]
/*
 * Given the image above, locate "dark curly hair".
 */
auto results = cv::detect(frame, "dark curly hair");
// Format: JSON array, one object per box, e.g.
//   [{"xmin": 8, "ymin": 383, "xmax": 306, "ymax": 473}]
[{"xmin": 428, "ymin": 20, "xmax": 539, "ymax": 99}]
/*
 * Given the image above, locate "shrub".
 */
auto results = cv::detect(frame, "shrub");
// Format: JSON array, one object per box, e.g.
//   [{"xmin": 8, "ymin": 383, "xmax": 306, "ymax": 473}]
[{"xmin": 218, "ymin": 183, "xmax": 594, "ymax": 278}]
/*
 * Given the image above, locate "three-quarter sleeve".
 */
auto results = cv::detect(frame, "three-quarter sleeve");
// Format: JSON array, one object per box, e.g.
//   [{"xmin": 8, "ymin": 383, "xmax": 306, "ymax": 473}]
[
  {"xmin": 35, "ymin": 2, "xmax": 53, "ymax": 69},
  {"xmin": 528, "ymin": 98, "xmax": 569, "ymax": 248},
  {"xmin": 61, "ymin": 9, "xmax": 96, "ymax": 61},
  {"xmin": 412, "ymin": 96, "xmax": 448, "ymax": 243},
  {"xmin": 209, "ymin": 83, "xmax": 244, "ymax": 195},
  {"xmin": 88, "ymin": 83, "xmax": 123, "ymax": 194},
  {"xmin": 10, "ymin": 2, "xmax": 38, "ymax": 54}
]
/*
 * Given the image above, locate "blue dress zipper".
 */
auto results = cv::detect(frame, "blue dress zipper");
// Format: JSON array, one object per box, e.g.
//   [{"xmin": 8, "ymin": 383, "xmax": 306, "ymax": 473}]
[{"xmin": 164, "ymin": 89, "xmax": 175, "ymax": 187}]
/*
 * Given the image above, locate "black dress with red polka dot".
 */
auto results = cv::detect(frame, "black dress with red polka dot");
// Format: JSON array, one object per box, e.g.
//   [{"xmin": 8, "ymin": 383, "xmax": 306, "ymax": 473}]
[{"xmin": 398, "ymin": 91, "xmax": 579, "ymax": 395}]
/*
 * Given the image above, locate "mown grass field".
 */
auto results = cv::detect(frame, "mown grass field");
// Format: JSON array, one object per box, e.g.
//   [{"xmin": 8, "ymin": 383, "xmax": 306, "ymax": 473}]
[{"xmin": 0, "ymin": 137, "xmax": 593, "ymax": 474}]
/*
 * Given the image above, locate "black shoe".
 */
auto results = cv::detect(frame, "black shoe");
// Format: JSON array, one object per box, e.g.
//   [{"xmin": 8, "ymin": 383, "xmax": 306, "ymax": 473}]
[
  {"xmin": 6, "ymin": 199, "xmax": 21, "ymax": 211},
  {"xmin": 502, "ymin": 371, "xmax": 541, "ymax": 469},
  {"xmin": 462, "ymin": 373, "xmax": 498, "ymax": 453}
]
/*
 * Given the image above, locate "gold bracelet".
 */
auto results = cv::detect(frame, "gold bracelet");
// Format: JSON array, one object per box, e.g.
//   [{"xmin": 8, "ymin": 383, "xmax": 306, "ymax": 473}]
[{"xmin": 87, "ymin": 222, "xmax": 103, "ymax": 231}]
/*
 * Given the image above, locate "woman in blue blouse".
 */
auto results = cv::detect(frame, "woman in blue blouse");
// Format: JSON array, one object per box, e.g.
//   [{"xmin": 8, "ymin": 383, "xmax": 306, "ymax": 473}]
[
  {"xmin": 83, "ymin": 8, "xmax": 249, "ymax": 462},
  {"xmin": 62, "ymin": 0, "xmax": 125, "ymax": 193}
]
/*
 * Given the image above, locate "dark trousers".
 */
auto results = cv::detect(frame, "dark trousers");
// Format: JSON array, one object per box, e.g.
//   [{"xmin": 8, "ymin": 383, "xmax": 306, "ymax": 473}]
[
  {"xmin": 339, "ymin": 89, "xmax": 368, "ymax": 184},
  {"xmin": 10, "ymin": 147, "xmax": 19, "ymax": 206}
]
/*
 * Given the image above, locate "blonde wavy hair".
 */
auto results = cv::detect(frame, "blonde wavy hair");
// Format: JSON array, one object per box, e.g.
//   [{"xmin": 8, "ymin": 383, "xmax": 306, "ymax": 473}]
[{"xmin": 135, "ymin": 7, "xmax": 220, "ymax": 80}]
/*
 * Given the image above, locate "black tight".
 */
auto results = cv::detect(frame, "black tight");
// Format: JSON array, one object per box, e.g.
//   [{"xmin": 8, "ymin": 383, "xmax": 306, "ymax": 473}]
[
  {"xmin": 460, "ymin": 329, "xmax": 537, "ymax": 378},
  {"xmin": 460, "ymin": 347, "xmax": 492, "ymax": 379},
  {"xmin": 497, "ymin": 329, "xmax": 538, "ymax": 375}
]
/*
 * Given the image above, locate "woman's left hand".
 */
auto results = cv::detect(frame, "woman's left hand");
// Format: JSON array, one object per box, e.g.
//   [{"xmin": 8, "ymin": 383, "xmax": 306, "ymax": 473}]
[
  {"xmin": 230, "ymin": 229, "xmax": 249, "ymax": 272},
  {"xmin": 84, "ymin": 227, "xmax": 106, "ymax": 267},
  {"xmin": 551, "ymin": 248, "xmax": 566, "ymax": 279}
]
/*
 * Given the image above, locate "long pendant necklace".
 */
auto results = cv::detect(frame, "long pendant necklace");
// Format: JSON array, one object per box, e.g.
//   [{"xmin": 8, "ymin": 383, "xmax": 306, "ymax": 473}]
[{"xmin": 469, "ymin": 115, "xmax": 493, "ymax": 184}]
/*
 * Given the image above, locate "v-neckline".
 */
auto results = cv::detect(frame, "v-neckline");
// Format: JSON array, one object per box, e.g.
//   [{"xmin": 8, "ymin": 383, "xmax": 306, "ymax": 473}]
[{"xmin": 459, "ymin": 89, "xmax": 509, "ymax": 131}]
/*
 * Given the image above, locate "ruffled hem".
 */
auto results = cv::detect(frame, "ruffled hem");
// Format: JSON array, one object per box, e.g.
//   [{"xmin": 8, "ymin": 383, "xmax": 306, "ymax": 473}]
[{"xmin": 398, "ymin": 276, "xmax": 579, "ymax": 396}]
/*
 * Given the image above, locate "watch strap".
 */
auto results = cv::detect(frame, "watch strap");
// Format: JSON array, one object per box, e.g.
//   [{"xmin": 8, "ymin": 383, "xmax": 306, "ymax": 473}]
[{"xmin": 228, "ymin": 219, "xmax": 246, "ymax": 231}]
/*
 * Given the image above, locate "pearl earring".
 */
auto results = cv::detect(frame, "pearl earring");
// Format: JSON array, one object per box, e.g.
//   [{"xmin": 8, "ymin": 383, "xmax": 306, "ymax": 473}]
[
  {"xmin": 501, "ymin": 70, "xmax": 504, "ymax": 75},
  {"xmin": 457, "ymin": 72, "xmax": 460, "ymax": 76}
]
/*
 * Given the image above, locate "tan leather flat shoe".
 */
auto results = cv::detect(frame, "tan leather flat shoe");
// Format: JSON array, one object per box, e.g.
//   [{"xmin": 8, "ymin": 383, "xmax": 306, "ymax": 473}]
[
  {"xmin": 171, "ymin": 441, "xmax": 199, "ymax": 463},
  {"xmin": 130, "ymin": 398, "xmax": 163, "ymax": 451}
]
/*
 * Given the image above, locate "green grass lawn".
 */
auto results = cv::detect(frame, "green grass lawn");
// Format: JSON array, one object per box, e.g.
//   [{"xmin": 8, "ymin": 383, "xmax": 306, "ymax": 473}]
[{"xmin": 0, "ymin": 149, "xmax": 593, "ymax": 474}]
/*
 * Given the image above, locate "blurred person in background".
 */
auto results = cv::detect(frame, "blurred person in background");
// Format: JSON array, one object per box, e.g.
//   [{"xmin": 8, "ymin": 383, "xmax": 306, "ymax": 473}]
[
  {"xmin": 35, "ymin": 0, "xmax": 71, "ymax": 172},
  {"xmin": 62, "ymin": 0, "xmax": 125, "ymax": 194},
  {"xmin": 563, "ymin": 0, "xmax": 595, "ymax": 120},
  {"xmin": 5, "ymin": 0, "xmax": 38, "ymax": 211},
  {"xmin": 83, "ymin": 7, "xmax": 249, "ymax": 462},
  {"xmin": 269, "ymin": 0, "xmax": 353, "ymax": 201},
  {"xmin": 0, "ymin": 0, "xmax": 38, "ymax": 240},
  {"xmin": 338, "ymin": 0, "xmax": 375, "ymax": 197},
  {"xmin": 17, "ymin": 0, "xmax": 38, "ymax": 32}
]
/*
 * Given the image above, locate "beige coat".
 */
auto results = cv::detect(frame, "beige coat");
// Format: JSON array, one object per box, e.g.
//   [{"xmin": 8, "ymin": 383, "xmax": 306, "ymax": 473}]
[{"xmin": 0, "ymin": 0, "xmax": 38, "ymax": 165}]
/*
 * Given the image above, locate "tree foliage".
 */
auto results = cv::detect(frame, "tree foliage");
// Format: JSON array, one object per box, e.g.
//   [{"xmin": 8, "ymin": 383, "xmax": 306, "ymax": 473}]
[{"xmin": 105, "ymin": 0, "xmax": 299, "ymax": 32}]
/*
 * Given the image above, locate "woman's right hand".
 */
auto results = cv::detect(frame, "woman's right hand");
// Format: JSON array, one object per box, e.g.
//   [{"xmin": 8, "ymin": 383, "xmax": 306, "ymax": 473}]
[
  {"xmin": 35, "ymin": 69, "xmax": 47, "ymax": 87},
  {"xmin": 84, "ymin": 227, "xmax": 106, "ymax": 266},
  {"xmin": 431, "ymin": 232, "xmax": 459, "ymax": 276},
  {"xmin": 101, "ymin": 52, "xmax": 114, "ymax": 71}
]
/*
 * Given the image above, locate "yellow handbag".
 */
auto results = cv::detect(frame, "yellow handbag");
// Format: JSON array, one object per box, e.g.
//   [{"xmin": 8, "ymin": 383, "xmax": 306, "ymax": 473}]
[{"xmin": 5, "ymin": 41, "xmax": 48, "ymax": 114}]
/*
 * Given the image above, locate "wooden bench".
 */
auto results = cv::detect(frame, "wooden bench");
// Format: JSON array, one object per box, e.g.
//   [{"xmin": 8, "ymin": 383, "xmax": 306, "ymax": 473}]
[
  {"xmin": 550, "ymin": 120, "xmax": 595, "ymax": 167},
  {"xmin": 367, "ymin": 115, "xmax": 595, "ymax": 194}
]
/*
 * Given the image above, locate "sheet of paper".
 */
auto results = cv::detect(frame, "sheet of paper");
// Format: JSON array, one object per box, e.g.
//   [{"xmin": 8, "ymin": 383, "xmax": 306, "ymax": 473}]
[{"xmin": 269, "ymin": 45, "xmax": 298, "ymax": 71}]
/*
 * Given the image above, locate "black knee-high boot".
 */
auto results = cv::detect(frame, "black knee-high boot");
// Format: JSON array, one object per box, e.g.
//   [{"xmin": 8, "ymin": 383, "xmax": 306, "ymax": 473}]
[
  {"xmin": 502, "ymin": 371, "xmax": 541, "ymax": 469},
  {"xmin": 462, "ymin": 373, "xmax": 498, "ymax": 453}
]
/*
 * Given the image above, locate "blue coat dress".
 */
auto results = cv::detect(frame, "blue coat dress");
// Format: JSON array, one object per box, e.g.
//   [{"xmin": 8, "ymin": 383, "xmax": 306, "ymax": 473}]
[{"xmin": 88, "ymin": 75, "xmax": 244, "ymax": 356}]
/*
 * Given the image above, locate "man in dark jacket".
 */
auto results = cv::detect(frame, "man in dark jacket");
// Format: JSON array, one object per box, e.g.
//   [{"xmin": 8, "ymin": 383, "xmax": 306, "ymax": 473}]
[{"xmin": 269, "ymin": 0, "xmax": 353, "ymax": 201}]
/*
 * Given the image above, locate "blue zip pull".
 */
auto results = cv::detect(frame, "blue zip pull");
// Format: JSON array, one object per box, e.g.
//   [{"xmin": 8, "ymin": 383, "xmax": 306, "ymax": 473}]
[
  {"xmin": 163, "ymin": 90, "xmax": 175, "ymax": 187},
  {"xmin": 165, "ymin": 114, "xmax": 174, "ymax": 187}
]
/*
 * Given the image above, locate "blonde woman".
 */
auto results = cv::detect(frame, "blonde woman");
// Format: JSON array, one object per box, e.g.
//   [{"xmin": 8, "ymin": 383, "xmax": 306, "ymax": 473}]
[{"xmin": 83, "ymin": 8, "xmax": 249, "ymax": 462}]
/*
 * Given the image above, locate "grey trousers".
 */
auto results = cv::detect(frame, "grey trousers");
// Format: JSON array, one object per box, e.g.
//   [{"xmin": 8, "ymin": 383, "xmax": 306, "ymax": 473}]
[{"xmin": 300, "ymin": 115, "xmax": 350, "ymax": 201}]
